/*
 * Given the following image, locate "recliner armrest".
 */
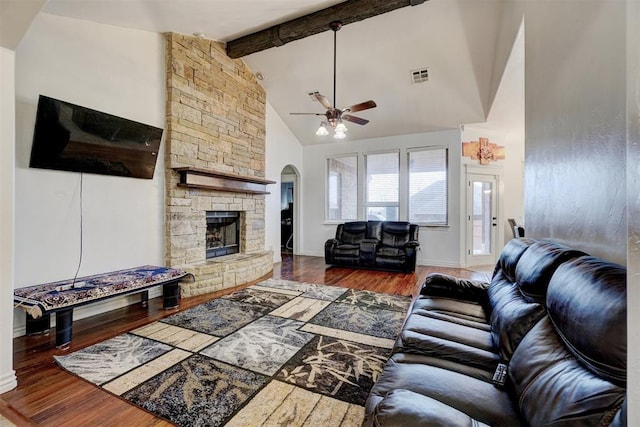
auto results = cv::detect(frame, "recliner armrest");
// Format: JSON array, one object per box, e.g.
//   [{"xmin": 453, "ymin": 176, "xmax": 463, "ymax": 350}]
[
  {"xmin": 325, "ymin": 238, "xmax": 339, "ymax": 247},
  {"xmin": 373, "ymin": 389, "xmax": 490, "ymax": 427},
  {"xmin": 404, "ymin": 240, "xmax": 420, "ymax": 248},
  {"xmin": 420, "ymin": 273, "xmax": 489, "ymax": 303}
]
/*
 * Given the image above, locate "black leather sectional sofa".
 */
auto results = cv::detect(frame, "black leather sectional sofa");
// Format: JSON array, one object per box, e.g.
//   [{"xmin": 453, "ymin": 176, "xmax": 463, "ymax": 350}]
[
  {"xmin": 324, "ymin": 221, "xmax": 419, "ymax": 272},
  {"xmin": 364, "ymin": 238, "xmax": 626, "ymax": 426}
]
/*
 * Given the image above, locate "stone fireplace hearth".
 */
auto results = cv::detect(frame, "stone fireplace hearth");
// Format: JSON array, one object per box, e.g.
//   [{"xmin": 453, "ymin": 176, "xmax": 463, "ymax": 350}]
[{"xmin": 164, "ymin": 33, "xmax": 274, "ymax": 296}]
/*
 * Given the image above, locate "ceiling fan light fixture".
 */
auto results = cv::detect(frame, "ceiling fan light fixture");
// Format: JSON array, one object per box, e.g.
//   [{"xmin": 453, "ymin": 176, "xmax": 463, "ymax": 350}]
[
  {"xmin": 335, "ymin": 121, "xmax": 348, "ymax": 133},
  {"xmin": 316, "ymin": 123, "xmax": 329, "ymax": 136},
  {"xmin": 289, "ymin": 20, "xmax": 376, "ymax": 140}
]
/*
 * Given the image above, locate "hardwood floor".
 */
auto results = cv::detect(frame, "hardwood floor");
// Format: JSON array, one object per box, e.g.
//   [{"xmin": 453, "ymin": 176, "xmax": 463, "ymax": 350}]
[{"xmin": 1, "ymin": 255, "xmax": 486, "ymax": 426}]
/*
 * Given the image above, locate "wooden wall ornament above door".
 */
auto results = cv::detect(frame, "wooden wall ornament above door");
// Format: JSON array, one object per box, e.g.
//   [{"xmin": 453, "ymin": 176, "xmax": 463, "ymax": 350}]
[{"xmin": 462, "ymin": 137, "xmax": 506, "ymax": 165}]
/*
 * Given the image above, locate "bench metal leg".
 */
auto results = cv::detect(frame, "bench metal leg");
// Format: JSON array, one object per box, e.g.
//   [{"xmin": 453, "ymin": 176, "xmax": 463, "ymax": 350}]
[
  {"xmin": 163, "ymin": 281, "xmax": 180, "ymax": 309},
  {"xmin": 26, "ymin": 312, "xmax": 50, "ymax": 335},
  {"xmin": 55, "ymin": 309, "xmax": 73, "ymax": 349},
  {"xmin": 141, "ymin": 290, "xmax": 149, "ymax": 307}
]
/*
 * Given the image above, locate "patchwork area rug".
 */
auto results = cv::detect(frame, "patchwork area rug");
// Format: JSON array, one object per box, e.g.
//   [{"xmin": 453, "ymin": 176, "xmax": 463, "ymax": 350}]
[{"xmin": 54, "ymin": 279, "xmax": 411, "ymax": 426}]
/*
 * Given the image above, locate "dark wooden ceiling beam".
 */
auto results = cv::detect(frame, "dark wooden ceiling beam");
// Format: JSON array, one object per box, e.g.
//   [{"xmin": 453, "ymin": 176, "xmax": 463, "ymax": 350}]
[{"xmin": 226, "ymin": 0, "xmax": 427, "ymax": 58}]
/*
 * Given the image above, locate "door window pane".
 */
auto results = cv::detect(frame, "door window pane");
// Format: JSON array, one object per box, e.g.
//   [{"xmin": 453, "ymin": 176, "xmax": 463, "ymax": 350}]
[{"xmin": 472, "ymin": 181, "xmax": 493, "ymax": 255}]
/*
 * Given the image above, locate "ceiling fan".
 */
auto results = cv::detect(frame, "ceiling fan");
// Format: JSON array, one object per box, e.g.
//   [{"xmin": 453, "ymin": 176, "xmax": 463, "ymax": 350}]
[{"xmin": 290, "ymin": 21, "xmax": 377, "ymax": 139}]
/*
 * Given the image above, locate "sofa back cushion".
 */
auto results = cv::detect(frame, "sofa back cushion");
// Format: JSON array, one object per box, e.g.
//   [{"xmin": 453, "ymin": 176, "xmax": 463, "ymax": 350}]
[
  {"xmin": 488, "ymin": 239, "xmax": 585, "ymax": 362},
  {"xmin": 487, "ymin": 238, "xmax": 537, "ymax": 361},
  {"xmin": 493, "ymin": 238, "xmax": 533, "ymax": 283},
  {"xmin": 508, "ymin": 256, "xmax": 626, "ymax": 426},
  {"xmin": 546, "ymin": 256, "xmax": 626, "ymax": 384},
  {"xmin": 380, "ymin": 222, "xmax": 412, "ymax": 247},
  {"xmin": 338, "ymin": 221, "xmax": 367, "ymax": 245},
  {"xmin": 514, "ymin": 240, "xmax": 586, "ymax": 303},
  {"xmin": 367, "ymin": 221, "xmax": 382, "ymax": 240}
]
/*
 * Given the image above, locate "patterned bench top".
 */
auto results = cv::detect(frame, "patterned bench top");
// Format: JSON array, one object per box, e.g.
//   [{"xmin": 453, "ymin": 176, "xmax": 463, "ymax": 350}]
[{"xmin": 14, "ymin": 265, "xmax": 191, "ymax": 319}]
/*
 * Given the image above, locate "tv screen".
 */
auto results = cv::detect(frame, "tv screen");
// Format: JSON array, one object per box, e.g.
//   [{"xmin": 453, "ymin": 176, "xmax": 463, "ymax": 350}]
[{"xmin": 29, "ymin": 95, "xmax": 163, "ymax": 179}]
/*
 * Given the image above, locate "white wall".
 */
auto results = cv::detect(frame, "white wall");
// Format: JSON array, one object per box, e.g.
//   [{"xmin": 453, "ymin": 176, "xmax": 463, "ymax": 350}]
[
  {"xmin": 13, "ymin": 13, "xmax": 166, "ymax": 335},
  {"xmin": 520, "ymin": 1, "xmax": 626, "ymax": 264},
  {"xmin": 301, "ymin": 129, "xmax": 463, "ymax": 267},
  {"xmin": 0, "ymin": 47, "xmax": 18, "ymax": 393},
  {"xmin": 264, "ymin": 102, "xmax": 304, "ymax": 263}
]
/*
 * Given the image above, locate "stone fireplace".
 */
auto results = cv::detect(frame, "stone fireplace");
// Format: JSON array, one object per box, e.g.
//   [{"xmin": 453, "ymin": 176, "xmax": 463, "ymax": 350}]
[{"xmin": 164, "ymin": 33, "xmax": 274, "ymax": 296}]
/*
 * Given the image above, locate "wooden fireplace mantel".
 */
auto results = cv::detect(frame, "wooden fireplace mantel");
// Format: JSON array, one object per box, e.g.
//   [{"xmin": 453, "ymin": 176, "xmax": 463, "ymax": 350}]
[{"xmin": 173, "ymin": 167, "xmax": 276, "ymax": 194}]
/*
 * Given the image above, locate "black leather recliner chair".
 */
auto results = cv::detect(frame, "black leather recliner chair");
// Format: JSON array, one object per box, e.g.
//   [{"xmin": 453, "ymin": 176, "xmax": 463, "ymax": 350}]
[{"xmin": 324, "ymin": 221, "xmax": 419, "ymax": 272}]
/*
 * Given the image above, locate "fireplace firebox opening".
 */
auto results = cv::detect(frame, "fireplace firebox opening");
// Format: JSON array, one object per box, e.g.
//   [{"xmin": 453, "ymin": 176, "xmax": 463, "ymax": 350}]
[{"xmin": 206, "ymin": 211, "xmax": 240, "ymax": 258}]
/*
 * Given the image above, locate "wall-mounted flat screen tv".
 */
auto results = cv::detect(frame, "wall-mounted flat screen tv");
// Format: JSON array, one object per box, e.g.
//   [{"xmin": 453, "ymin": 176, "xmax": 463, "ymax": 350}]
[{"xmin": 29, "ymin": 95, "xmax": 163, "ymax": 179}]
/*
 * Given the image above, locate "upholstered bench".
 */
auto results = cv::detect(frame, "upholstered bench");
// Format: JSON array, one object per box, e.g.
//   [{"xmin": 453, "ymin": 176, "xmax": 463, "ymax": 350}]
[{"xmin": 14, "ymin": 265, "xmax": 192, "ymax": 349}]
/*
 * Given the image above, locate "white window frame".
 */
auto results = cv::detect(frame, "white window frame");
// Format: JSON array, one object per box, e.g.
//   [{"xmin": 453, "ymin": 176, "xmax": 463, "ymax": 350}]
[
  {"xmin": 364, "ymin": 150, "xmax": 400, "ymax": 221},
  {"xmin": 325, "ymin": 153, "xmax": 358, "ymax": 222},
  {"xmin": 407, "ymin": 146, "xmax": 449, "ymax": 226}
]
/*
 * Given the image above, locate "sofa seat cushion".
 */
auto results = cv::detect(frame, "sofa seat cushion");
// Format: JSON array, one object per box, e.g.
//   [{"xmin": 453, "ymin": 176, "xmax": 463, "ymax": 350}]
[
  {"xmin": 377, "ymin": 247, "xmax": 405, "ymax": 257},
  {"xmin": 412, "ymin": 296, "xmax": 488, "ymax": 324},
  {"xmin": 365, "ymin": 353, "xmax": 524, "ymax": 427},
  {"xmin": 333, "ymin": 244, "xmax": 360, "ymax": 257},
  {"xmin": 401, "ymin": 312, "xmax": 494, "ymax": 354},
  {"xmin": 413, "ymin": 309, "xmax": 490, "ymax": 332},
  {"xmin": 373, "ymin": 389, "xmax": 491, "ymax": 427},
  {"xmin": 397, "ymin": 330, "xmax": 500, "ymax": 377}
]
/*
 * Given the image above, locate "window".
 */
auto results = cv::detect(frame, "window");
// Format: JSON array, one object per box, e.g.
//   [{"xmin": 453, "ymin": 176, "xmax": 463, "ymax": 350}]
[
  {"xmin": 325, "ymin": 147, "xmax": 448, "ymax": 225},
  {"xmin": 327, "ymin": 155, "xmax": 357, "ymax": 221},
  {"xmin": 365, "ymin": 152, "xmax": 399, "ymax": 221},
  {"xmin": 408, "ymin": 148, "xmax": 448, "ymax": 225}
]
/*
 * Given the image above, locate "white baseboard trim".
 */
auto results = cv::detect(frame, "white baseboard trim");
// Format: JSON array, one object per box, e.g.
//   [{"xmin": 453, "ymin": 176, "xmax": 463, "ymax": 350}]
[
  {"xmin": 298, "ymin": 250, "xmax": 323, "ymax": 257},
  {"xmin": 13, "ymin": 285, "xmax": 163, "ymax": 338},
  {"xmin": 0, "ymin": 370, "xmax": 17, "ymax": 393},
  {"xmin": 296, "ymin": 252, "xmax": 462, "ymax": 268},
  {"xmin": 417, "ymin": 259, "xmax": 464, "ymax": 268}
]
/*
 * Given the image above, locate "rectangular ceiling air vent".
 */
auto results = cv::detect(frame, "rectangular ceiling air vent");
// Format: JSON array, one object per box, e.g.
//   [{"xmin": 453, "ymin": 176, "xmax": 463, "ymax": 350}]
[{"xmin": 411, "ymin": 67, "xmax": 430, "ymax": 84}]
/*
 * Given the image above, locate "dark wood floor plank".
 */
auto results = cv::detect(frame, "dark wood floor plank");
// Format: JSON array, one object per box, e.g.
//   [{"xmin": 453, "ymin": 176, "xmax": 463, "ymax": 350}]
[{"xmin": 2, "ymin": 255, "xmax": 484, "ymax": 425}]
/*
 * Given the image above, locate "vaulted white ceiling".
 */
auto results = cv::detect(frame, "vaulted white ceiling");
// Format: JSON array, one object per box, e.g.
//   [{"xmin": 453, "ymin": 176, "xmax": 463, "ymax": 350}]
[{"xmin": 5, "ymin": 0, "xmax": 520, "ymax": 145}]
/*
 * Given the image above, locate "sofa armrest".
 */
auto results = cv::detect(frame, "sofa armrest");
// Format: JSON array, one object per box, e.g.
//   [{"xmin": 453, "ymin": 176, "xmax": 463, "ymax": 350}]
[
  {"xmin": 324, "ymin": 238, "xmax": 339, "ymax": 264},
  {"xmin": 420, "ymin": 272, "xmax": 489, "ymax": 303},
  {"xmin": 325, "ymin": 238, "xmax": 339, "ymax": 247},
  {"xmin": 373, "ymin": 389, "xmax": 490, "ymax": 427},
  {"xmin": 404, "ymin": 240, "xmax": 420, "ymax": 249}
]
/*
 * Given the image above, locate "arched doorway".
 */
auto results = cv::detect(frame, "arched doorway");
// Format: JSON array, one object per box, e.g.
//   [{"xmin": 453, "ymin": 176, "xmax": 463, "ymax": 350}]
[{"xmin": 280, "ymin": 165, "xmax": 299, "ymax": 254}]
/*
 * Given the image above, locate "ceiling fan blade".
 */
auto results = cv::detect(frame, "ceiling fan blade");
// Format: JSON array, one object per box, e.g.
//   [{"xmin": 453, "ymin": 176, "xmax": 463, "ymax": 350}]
[
  {"xmin": 343, "ymin": 100, "xmax": 377, "ymax": 114},
  {"xmin": 290, "ymin": 112, "xmax": 325, "ymax": 116},
  {"xmin": 342, "ymin": 114, "xmax": 369, "ymax": 125},
  {"xmin": 313, "ymin": 92, "xmax": 333, "ymax": 110}
]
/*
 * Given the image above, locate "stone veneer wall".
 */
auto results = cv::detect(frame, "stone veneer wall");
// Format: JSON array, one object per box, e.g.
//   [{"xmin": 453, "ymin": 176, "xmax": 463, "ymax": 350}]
[{"xmin": 164, "ymin": 33, "xmax": 273, "ymax": 296}]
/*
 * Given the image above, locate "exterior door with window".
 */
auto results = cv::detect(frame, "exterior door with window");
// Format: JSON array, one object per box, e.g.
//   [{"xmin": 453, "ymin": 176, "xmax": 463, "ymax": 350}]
[{"xmin": 466, "ymin": 174, "xmax": 498, "ymax": 266}]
